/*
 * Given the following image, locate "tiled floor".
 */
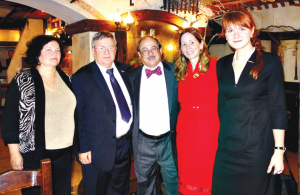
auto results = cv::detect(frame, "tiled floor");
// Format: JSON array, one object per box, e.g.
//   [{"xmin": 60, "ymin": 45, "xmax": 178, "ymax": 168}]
[{"xmin": 0, "ymin": 130, "xmax": 298, "ymax": 194}]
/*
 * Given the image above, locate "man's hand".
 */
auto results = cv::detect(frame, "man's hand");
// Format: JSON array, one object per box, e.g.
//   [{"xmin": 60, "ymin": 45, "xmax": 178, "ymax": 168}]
[{"xmin": 79, "ymin": 151, "xmax": 92, "ymax": 164}]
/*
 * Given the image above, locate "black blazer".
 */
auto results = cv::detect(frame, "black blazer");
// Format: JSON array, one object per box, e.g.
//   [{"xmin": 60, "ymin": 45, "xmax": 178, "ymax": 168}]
[
  {"xmin": 72, "ymin": 61, "xmax": 133, "ymax": 172},
  {"xmin": 1, "ymin": 66, "xmax": 74, "ymax": 160},
  {"xmin": 129, "ymin": 62, "xmax": 179, "ymax": 169}
]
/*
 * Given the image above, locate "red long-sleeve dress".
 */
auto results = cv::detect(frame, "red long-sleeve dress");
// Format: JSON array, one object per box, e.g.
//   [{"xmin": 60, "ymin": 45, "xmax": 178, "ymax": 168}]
[{"xmin": 176, "ymin": 59, "xmax": 220, "ymax": 195}]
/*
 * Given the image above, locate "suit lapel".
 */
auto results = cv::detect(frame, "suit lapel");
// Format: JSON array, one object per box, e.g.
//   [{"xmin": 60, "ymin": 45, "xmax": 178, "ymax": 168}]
[
  {"xmin": 114, "ymin": 61, "xmax": 134, "ymax": 102},
  {"xmin": 162, "ymin": 62, "xmax": 173, "ymax": 115},
  {"xmin": 132, "ymin": 66, "xmax": 143, "ymax": 119},
  {"xmin": 91, "ymin": 61, "xmax": 113, "ymax": 101}
]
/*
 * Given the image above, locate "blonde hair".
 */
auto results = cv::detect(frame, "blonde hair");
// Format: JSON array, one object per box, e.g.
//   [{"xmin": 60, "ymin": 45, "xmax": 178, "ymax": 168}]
[{"xmin": 175, "ymin": 27, "xmax": 211, "ymax": 81}]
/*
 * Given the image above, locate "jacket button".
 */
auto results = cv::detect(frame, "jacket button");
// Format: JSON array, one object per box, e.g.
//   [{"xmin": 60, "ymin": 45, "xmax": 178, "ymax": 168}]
[
  {"xmin": 113, "ymin": 120, "xmax": 116, "ymax": 123},
  {"xmin": 112, "ymin": 136, "xmax": 116, "ymax": 139}
]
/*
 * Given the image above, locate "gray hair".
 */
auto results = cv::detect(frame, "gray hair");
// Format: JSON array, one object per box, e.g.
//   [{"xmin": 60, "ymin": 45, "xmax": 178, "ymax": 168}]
[{"xmin": 91, "ymin": 31, "xmax": 117, "ymax": 48}]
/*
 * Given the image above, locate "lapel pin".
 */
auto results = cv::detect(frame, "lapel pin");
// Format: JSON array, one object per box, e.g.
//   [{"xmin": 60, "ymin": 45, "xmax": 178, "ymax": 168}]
[{"xmin": 121, "ymin": 70, "xmax": 125, "ymax": 74}]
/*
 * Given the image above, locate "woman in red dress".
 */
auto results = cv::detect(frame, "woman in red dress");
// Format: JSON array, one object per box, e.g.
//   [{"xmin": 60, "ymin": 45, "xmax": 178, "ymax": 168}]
[{"xmin": 175, "ymin": 27, "xmax": 220, "ymax": 194}]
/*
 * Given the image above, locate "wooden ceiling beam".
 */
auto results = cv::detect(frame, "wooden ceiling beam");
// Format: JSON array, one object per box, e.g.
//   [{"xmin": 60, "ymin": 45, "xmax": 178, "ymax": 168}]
[
  {"xmin": 66, "ymin": 19, "xmax": 117, "ymax": 35},
  {"xmin": 66, "ymin": 10, "xmax": 185, "ymax": 35},
  {"xmin": 289, "ymin": 0, "xmax": 295, "ymax": 5},
  {"xmin": 0, "ymin": 7, "xmax": 16, "ymax": 24},
  {"xmin": 212, "ymin": 0, "xmax": 257, "ymax": 7},
  {"xmin": 254, "ymin": 1, "xmax": 263, "ymax": 9},
  {"xmin": 21, "ymin": 8, "xmax": 37, "ymax": 20},
  {"xmin": 125, "ymin": 10, "xmax": 184, "ymax": 27}
]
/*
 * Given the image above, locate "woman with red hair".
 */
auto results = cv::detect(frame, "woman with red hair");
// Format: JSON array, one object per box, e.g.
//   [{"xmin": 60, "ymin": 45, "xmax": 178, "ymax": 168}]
[{"xmin": 212, "ymin": 10, "xmax": 287, "ymax": 195}]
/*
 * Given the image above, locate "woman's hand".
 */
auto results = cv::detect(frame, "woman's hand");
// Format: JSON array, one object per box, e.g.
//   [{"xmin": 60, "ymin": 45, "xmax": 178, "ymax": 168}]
[
  {"xmin": 267, "ymin": 149, "xmax": 284, "ymax": 174},
  {"xmin": 8, "ymin": 144, "xmax": 23, "ymax": 170}
]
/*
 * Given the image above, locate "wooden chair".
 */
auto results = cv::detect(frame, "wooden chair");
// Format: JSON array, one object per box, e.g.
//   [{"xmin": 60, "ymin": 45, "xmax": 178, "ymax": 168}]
[{"xmin": 0, "ymin": 158, "xmax": 52, "ymax": 195}]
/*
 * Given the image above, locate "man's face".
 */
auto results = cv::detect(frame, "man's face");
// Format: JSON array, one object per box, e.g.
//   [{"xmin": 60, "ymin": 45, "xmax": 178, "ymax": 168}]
[
  {"xmin": 8, "ymin": 51, "xmax": 14, "ymax": 58},
  {"xmin": 92, "ymin": 38, "xmax": 116, "ymax": 68},
  {"xmin": 138, "ymin": 37, "xmax": 162, "ymax": 69}
]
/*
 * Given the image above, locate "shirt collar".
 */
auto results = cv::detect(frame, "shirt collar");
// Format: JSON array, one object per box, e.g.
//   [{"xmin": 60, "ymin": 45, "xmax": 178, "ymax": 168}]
[
  {"xmin": 96, "ymin": 61, "xmax": 116, "ymax": 73},
  {"xmin": 142, "ymin": 61, "xmax": 163, "ymax": 71}
]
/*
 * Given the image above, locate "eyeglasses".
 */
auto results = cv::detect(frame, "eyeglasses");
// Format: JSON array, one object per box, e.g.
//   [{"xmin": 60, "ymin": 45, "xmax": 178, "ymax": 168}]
[
  {"xmin": 140, "ymin": 47, "xmax": 159, "ymax": 55},
  {"xmin": 95, "ymin": 46, "xmax": 116, "ymax": 52}
]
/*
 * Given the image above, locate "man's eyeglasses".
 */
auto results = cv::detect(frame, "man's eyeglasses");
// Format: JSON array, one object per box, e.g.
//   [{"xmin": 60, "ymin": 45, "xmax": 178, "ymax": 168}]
[
  {"xmin": 95, "ymin": 46, "xmax": 116, "ymax": 52},
  {"xmin": 140, "ymin": 47, "xmax": 159, "ymax": 55}
]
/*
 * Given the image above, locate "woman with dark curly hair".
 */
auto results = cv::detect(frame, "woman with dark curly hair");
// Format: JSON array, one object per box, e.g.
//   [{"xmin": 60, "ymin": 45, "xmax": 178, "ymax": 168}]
[
  {"xmin": 212, "ymin": 9, "xmax": 287, "ymax": 195},
  {"xmin": 175, "ymin": 27, "xmax": 219, "ymax": 194},
  {"xmin": 1, "ymin": 35, "xmax": 76, "ymax": 195}
]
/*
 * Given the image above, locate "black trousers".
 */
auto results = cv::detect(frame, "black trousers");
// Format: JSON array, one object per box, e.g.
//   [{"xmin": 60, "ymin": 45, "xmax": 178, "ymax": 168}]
[
  {"xmin": 81, "ymin": 135, "xmax": 131, "ymax": 195},
  {"xmin": 21, "ymin": 146, "xmax": 73, "ymax": 195}
]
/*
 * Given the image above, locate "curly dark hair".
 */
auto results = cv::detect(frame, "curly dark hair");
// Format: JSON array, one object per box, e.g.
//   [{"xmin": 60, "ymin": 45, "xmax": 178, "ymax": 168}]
[{"xmin": 25, "ymin": 35, "xmax": 66, "ymax": 66}]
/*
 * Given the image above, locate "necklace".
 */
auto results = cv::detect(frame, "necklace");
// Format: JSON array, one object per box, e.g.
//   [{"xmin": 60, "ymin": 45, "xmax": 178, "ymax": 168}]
[{"xmin": 234, "ymin": 47, "xmax": 256, "ymax": 63}]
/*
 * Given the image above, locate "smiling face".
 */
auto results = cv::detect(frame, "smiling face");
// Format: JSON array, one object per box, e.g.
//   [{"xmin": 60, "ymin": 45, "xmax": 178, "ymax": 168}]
[
  {"xmin": 138, "ymin": 37, "xmax": 162, "ymax": 69},
  {"xmin": 38, "ymin": 41, "xmax": 61, "ymax": 67},
  {"xmin": 180, "ymin": 32, "xmax": 204, "ymax": 62},
  {"xmin": 92, "ymin": 37, "xmax": 116, "ymax": 68},
  {"xmin": 225, "ymin": 25, "xmax": 254, "ymax": 51}
]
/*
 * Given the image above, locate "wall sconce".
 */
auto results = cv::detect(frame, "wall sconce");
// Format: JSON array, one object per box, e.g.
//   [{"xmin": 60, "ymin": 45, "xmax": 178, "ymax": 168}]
[
  {"xmin": 114, "ymin": 9, "xmax": 134, "ymax": 31},
  {"xmin": 150, "ymin": 29, "xmax": 155, "ymax": 37},
  {"xmin": 141, "ymin": 30, "xmax": 146, "ymax": 38}
]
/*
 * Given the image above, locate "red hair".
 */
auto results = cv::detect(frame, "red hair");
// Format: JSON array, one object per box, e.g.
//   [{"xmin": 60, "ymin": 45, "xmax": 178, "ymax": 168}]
[{"xmin": 222, "ymin": 9, "xmax": 264, "ymax": 80}]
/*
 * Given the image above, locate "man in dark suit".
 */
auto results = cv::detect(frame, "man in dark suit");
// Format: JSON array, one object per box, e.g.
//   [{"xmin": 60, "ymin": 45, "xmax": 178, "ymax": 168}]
[
  {"xmin": 6, "ymin": 50, "xmax": 14, "ymax": 69},
  {"xmin": 72, "ymin": 31, "xmax": 133, "ymax": 195},
  {"xmin": 129, "ymin": 36, "xmax": 179, "ymax": 195}
]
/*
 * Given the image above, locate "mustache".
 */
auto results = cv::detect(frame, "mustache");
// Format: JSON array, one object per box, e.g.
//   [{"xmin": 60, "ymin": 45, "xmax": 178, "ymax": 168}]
[{"xmin": 147, "ymin": 56, "xmax": 155, "ymax": 60}]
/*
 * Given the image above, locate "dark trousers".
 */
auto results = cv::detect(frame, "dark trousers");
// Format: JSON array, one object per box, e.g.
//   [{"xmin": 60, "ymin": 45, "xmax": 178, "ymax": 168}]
[
  {"xmin": 21, "ymin": 146, "xmax": 73, "ymax": 195},
  {"xmin": 82, "ymin": 135, "xmax": 131, "ymax": 195},
  {"xmin": 135, "ymin": 132, "xmax": 178, "ymax": 195}
]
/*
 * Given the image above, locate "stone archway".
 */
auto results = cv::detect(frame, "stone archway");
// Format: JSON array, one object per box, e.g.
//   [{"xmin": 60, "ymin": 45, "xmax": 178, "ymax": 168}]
[{"xmin": 7, "ymin": 0, "xmax": 100, "ymax": 23}]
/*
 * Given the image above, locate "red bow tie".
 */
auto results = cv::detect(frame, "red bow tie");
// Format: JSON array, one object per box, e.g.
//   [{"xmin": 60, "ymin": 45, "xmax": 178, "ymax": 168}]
[{"xmin": 145, "ymin": 66, "xmax": 162, "ymax": 78}]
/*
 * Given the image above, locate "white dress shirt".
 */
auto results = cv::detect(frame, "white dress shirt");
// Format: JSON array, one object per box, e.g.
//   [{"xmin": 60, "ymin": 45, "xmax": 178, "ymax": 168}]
[
  {"xmin": 139, "ymin": 62, "xmax": 170, "ymax": 135},
  {"xmin": 97, "ymin": 62, "xmax": 133, "ymax": 137}
]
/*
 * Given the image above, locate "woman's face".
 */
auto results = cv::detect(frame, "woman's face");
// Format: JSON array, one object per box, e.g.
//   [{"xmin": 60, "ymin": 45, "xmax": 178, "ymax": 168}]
[
  {"xmin": 38, "ymin": 41, "xmax": 61, "ymax": 67},
  {"xmin": 225, "ymin": 24, "xmax": 254, "ymax": 51},
  {"xmin": 180, "ymin": 32, "xmax": 204, "ymax": 62}
]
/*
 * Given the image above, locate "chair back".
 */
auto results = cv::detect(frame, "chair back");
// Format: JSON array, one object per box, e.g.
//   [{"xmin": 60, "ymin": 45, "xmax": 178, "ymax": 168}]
[{"xmin": 0, "ymin": 158, "xmax": 52, "ymax": 195}]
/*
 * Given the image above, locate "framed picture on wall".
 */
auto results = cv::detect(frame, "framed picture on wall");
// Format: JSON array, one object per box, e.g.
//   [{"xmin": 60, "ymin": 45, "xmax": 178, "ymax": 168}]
[
  {"xmin": 59, "ymin": 52, "xmax": 72, "ymax": 75},
  {"xmin": 0, "ymin": 46, "xmax": 16, "ymax": 77}
]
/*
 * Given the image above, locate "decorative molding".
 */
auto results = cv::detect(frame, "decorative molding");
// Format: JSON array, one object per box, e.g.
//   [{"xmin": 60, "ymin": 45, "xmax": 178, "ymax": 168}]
[{"xmin": 70, "ymin": 0, "xmax": 104, "ymax": 19}]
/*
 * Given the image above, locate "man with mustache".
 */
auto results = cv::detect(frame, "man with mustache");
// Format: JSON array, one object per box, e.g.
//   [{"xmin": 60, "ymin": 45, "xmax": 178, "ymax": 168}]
[{"xmin": 129, "ymin": 36, "xmax": 179, "ymax": 195}]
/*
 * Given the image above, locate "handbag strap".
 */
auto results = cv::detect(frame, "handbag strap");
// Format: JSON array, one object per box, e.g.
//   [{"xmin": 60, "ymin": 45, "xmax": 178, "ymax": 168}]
[
  {"xmin": 265, "ymin": 169, "xmax": 274, "ymax": 195},
  {"xmin": 284, "ymin": 152, "xmax": 296, "ymax": 181}
]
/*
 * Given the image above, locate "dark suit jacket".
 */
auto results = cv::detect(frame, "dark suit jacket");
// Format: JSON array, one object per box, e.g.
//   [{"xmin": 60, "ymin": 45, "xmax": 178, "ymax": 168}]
[
  {"xmin": 6, "ymin": 57, "xmax": 11, "ymax": 69},
  {"xmin": 72, "ymin": 61, "xmax": 133, "ymax": 172},
  {"xmin": 129, "ymin": 62, "xmax": 179, "ymax": 169}
]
